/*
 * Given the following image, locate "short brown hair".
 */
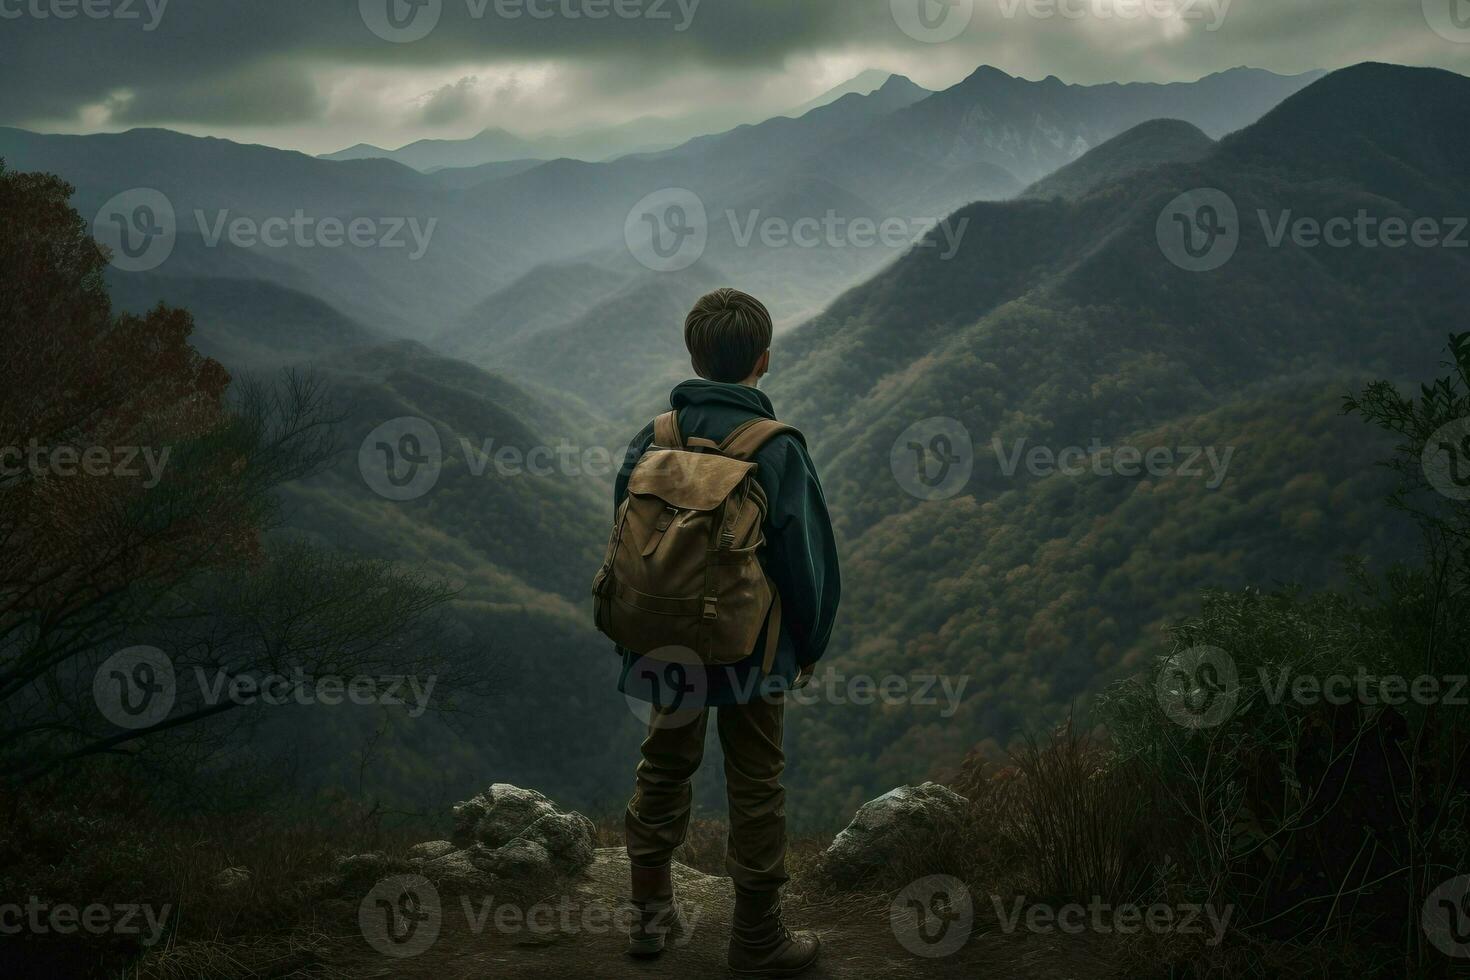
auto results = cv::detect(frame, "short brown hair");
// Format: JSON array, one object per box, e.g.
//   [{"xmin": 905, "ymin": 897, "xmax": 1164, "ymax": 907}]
[{"xmin": 684, "ymin": 288, "xmax": 773, "ymax": 383}]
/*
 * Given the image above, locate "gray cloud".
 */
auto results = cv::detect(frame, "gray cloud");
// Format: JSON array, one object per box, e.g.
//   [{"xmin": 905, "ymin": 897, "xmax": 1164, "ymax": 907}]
[
  {"xmin": 104, "ymin": 62, "xmax": 327, "ymax": 126},
  {"xmin": 420, "ymin": 76, "xmax": 482, "ymax": 126},
  {"xmin": 0, "ymin": 0, "xmax": 1466, "ymax": 151}
]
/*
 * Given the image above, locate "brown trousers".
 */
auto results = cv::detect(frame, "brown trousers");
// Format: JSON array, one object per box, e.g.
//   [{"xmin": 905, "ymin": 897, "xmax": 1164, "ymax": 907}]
[{"xmin": 625, "ymin": 694, "xmax": 788, "ymax": 893}]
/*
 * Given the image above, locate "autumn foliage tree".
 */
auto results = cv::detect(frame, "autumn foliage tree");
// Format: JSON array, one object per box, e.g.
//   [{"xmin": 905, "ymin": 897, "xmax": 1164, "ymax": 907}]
[{"xmin": 0, "ymin": 161, "xmax": 485, "ymax": 788}]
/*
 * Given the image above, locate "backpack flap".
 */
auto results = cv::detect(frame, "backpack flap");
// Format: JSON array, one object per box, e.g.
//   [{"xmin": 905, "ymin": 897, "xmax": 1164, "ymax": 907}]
[{"xmin": 626, "ymin": 449, "xmax": 755, "ymax": 512}]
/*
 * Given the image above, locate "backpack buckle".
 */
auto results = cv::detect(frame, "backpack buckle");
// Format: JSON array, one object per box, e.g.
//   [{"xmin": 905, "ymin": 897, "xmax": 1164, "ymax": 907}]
[{"xmin": 702, "ymin": 597, "xmax": 718, "ymax": 621}]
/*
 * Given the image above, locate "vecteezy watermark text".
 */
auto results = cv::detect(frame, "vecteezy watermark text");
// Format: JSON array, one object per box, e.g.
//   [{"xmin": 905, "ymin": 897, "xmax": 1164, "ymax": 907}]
[
  {"xmin": 1158, "ymin": 189, "xmax": 1470, "ymax": 272},
  {"xmin": 94, "ymin": 188, "xmax": 438, "ymax": 273},
  {"xmin": 997, "ymin": 0, "xmax": 1231, "ymax": 31},
  {"xmin": 992, "ymin": 896, "xmax": 1234, "ymax": 946},
  {"xmin": 94, "ymin": 646, "xmax": 438, "ymax": 731},
  {"xmin": 196, "ymin": 210, "xmax": 437, "ymax": 261},
  {"xmin": 0, "ymin": 442, "xmax": 170, "ymax": 488},
  {"xmin": 623, "ymin": 187, "xmax": 970, "ymax": 272},
  {"xmin": 993, "ymin": 437, "xmax": 1234, "ymax": 489},
  {"xmin": 0, "ymin": 0, "xmax": 169, "ymax": 29},
  {"xmin": 361, "ymin": 0, "xmax": 701, "ymax": 44},
  {"xmin": 725, "ymin": 211, "xmax": 970, "ymax": 260},
  {"xmin": 360, "ymin": 875, "xmax": 706, "ymax": 958},
  {"xmin": 0, "ymin": 898, "xmax": 172, "ymax": 946}
]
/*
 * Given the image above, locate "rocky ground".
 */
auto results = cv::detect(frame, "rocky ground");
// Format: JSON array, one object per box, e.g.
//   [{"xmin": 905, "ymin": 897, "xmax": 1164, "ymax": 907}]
[
  {"xmin": 294, "ymin": 784, "xmax": 1123, "ymax": 980},
  {"xmin": 327, "ymin": 849, "xmax": 1119, "ymax": 980}
]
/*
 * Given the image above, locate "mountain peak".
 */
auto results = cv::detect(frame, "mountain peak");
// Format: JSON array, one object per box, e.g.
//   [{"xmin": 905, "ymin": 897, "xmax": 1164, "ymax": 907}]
[
  {"xmin": 1215, "ymin": 62, "xmax": 1470, "ymax": 197},
  {"xmin": 877, "ymin": 73, "xmax": 924, "ymax": 95},
  {"xmin": 787, "ymin": 70, "xmax": 924, "ymax": 116},
  {"xmin": 473, "ymin": 126, "xmax": 524, "ymax": 141},
  {"xmin": 958, "ymin": 64, "xmax": 1018, "ymax": 86}
]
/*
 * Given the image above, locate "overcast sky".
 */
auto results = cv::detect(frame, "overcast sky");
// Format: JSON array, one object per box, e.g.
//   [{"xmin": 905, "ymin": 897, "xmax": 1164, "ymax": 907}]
[{"xmin": 2, "ymin": 0, "xmax": 1467, "ymax": 155}]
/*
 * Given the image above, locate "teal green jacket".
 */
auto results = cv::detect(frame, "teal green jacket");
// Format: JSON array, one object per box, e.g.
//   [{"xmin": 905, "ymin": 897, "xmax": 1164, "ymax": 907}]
[{"xmin": 614, "ymin": 379, "xmax": 841, "ymax": 706}]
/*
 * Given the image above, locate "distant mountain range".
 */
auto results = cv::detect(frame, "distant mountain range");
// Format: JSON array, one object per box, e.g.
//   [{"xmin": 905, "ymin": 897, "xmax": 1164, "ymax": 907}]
[
  {"xmin": 320, "ymin": 115, "xmax": 701, "ymax": 170},
  {"xmin": 319, "ymin": 71, "xmax": 927, "ymax": 172},
  {"xmin": 0, "ymin": 63, "xmax": 1321, "ymax": 356},
  {"xmin": 784, "ymin": 69, "xmax": 911, "ymax": 118}
]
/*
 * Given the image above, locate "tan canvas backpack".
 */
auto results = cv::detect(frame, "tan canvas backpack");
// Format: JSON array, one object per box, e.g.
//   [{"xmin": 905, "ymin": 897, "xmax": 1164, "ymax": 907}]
[{"xmin": 592, "ymin": 411, "xmax": 797, "ymax": 672}]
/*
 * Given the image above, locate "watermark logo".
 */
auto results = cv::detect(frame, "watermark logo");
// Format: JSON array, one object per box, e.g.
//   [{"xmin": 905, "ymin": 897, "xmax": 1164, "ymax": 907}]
[
  {"xmin": 787, "ymin": 671, "xmax": 969, "ymax": 717},
  {"xmin": 891, "ymin": 875, "xmax": 973, "ymax": 957},
  {"xmin": 93, "ymin": 646, "xmax": 176, "ymax": 731},
  {"xmin": 996, "ymin": 0, "xmax": 1230, "ymax": 31},
  {"xmin": 994, "ymin": 438, "xmax": 1234, "ymax": 489},
  {"xmin": 891, "ymin": 0, "xmax": 974, "ymax": 43},
  {"xmin": 1424, "ymin": 0, "xmax": 1470, "ymax": 43},
  {"xmin": 625, "ymin": 188, "xmax": 708, "ymax": 272},
  {"xmin": 1258, "ymin": 210, "xmax": 1468, "ymax": 251},
  {"xmin": 726, "ymin": 211, "xmax": 969, "ymax": 260},
  {"xmin": 1157, "ymin": 188, "xmax": 1238, "ymax": 272},
  {"xmin": 195, "ymin": 210, "xmax": 438, "ymax": 260},
  {"xmin": 0, "ymin": 898, "xmax": 172, "ymax": 946},
  {"xmin": 623, "ymin": 646, "xmax": 709, "ymax": 729},
  {"xmin": 1424, "ymin": 875, "xmax": 1470, "ymax": 957},
  {"xmin": 361, "ymin": 875, "xmax": 443, "ymax": 958},
  {"xmin": 1161, "ymin": 191, "xmax": 1467, "ymax": 272},
  {"xmin": 1423, "ymin": 417, "xmax": 1470, "ymax": 501},
  {"xmin": 360, "ymin": 417, "xmax": 443, "ymax": 502},
  {"xmin": 992, "ymin": 896, "xmax": 1233, "ymax": 945},
  {"xmin": 0, "ymin": 0, "xmax": 169, "ymax": 30},
  {"xmin": 93, "ymin": 646, "xmax": 438, "ymax": 728},
  {"xmin": 891, "ymin": 418, "xmax": 974, "ymax": 501},
  {"xmin": 93, "ymin": 188, "xmax": 176, "ymax": 273},
  {"xmin": 464, "ymin": 436, "xmax": 636, "ymax": 480},
  {"xmin": 0, "ymin": 442, "xmax": 171, "ymax": 488},
  {"xmin": 1157, "ymin": 645, "xmax": 1238, "ymax": 728},
  {"xmin": 361, "ymin": 0, "xmax": 442, "ymax": 42},
  {"xmin": 1259, "ymin": 667, "xmax": 1468, "ymax": 708}
]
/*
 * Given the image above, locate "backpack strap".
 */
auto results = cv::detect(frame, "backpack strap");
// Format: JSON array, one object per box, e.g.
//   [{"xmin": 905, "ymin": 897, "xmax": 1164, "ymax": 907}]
[
  {"xmin": 718, "ymin": 418, "xmax": 802, "ymax": 461},
  {"xmin": 652, "ymin": 411, "xmax": 684, "ymax": 449}
]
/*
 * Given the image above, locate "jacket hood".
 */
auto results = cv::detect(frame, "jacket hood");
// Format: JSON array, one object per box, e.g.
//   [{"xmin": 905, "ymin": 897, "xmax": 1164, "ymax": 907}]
[{"xmin": 669, "ymin": 379, "xmax": 776, "ymax": 419}]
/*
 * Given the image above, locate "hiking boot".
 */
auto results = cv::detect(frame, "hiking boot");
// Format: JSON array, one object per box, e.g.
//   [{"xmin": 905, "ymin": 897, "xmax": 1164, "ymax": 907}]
[
  {"xmin": 727, "ymin": 887, "xmax": 820, "ymax": 977},
  {"xmin": 628, "ymin": 863, "xmax": 688, "ymax": 957}
]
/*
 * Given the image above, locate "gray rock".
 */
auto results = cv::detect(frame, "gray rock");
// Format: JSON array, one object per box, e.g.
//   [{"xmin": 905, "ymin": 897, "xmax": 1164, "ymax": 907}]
[
  {"xmin": 477, "ymin": 839, "xmax": 552, "ymax": 878},
  {"xmin": 422, "ymin": 846, "xmax": 499, "ymax": 892},
  {"xmin": 334, "ymin": 852, "xmax": 391, "ymax": 882},
  {"xmin": 407, "ymin": 840, "xmax": 457, "ymax": 863},
  {"xmin": 452, "ymin": 783, "xmax": 559, "ymax": 849},
  {"xmin": 520, "ymin": 811, "xmax": 597, "ymax": 874},
  {"xmin": 213, "ymin": 867, "xmax": 251, "ymax": 891},
  {"xmin": 446, "ymin": 783, "xmax": 596, "ymax": 877},
  {"xmin": 822, "ymin": 783, "xmax": 968, "ymax": 885}
]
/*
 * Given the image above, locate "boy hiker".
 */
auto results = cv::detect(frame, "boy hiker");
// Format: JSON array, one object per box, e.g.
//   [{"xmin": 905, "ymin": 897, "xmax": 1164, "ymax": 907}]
[{"xmin": 591, "ymin": 288, "xmax": 841, "ymax": 976}]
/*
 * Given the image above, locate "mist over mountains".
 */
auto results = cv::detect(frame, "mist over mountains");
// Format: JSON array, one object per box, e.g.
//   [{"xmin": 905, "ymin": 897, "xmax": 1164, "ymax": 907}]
[
  {"xmin": 320, "ymin": 70, "xmax": 914, "ymax": 172},
  {"xmin": 0, "ymin": 63, "xmax": 1321, "ymax": 385}
]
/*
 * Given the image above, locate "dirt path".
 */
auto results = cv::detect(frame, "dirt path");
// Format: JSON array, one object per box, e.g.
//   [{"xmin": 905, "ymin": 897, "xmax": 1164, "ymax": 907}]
[{"xmin": 327, "ymin": 849, "xmax": 1120, "ymax": 980}]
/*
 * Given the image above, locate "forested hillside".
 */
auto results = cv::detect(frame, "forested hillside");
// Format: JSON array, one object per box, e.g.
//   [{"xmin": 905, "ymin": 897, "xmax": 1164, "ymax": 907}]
[{"xmin": 767, "ymin": 63, "xmax": 1470, "ymax": 824}]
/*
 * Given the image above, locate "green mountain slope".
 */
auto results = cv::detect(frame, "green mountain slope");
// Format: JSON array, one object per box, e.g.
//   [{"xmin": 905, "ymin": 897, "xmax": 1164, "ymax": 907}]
[
  {"xmin": 268, "ymin": 341, "xmax": 644, "ymax": 811},
  {"xmin": 1022, "ymin": 119, "xmax": 1215, "ymax": 200},
  {"xmin": 766, "ymin": 63, "xmax": 1470, "ymax": 825},
  {"xmin": 108, "ymin": 274, "xmax": 380, "ymax": 368}
]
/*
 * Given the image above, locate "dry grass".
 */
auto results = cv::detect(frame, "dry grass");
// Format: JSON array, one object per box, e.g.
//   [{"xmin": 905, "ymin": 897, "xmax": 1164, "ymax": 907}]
[
  {"xmin": 0, "ymin": 773, "xmax": 425, "ymax": 980},
  {"xmin": 129, "ymin": 933, "xmax": 348, "ymax": 980},
  {"xmin": 985, "ymin": 722, "xmax": 1158, "ymax": 902}
]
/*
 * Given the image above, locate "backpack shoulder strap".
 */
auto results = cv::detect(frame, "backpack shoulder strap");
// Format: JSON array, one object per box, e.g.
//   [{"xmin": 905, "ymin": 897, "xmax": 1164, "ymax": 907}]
[
  {"xmin": 652, "ymin": 411, "xmax": 684, "ymax": 449},
  {"xmin": 718, "ymin": 418, "xmax": 803, "ymax": 461}
]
